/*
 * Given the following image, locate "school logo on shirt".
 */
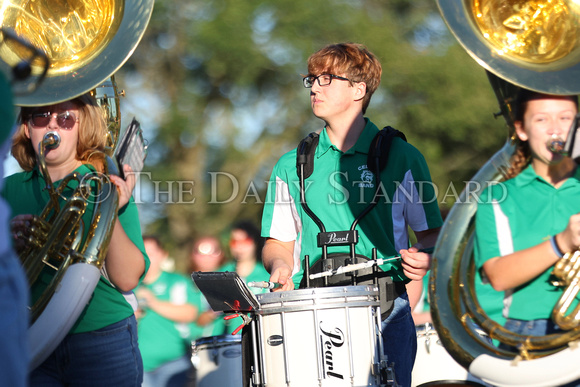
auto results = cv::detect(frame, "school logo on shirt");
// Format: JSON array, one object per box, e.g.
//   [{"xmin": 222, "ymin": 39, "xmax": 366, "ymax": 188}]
[{"xmin": 358, "ymin": 165, "xmax": 374, "ymax": 188}]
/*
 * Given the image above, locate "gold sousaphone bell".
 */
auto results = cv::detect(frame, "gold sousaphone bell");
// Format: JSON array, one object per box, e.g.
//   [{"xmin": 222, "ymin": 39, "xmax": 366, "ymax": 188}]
[
  {"xmin": 0, "ymin": 0, "xmax": 153, "ymax": 106},
  {"xmin": 430, "ymin": 1, "xmax": 580, "ymax": 386},
  {"xmin": 0, "ymin": 0, "xmax": 153, "ymax": 370},
  {"xmin": 439, "ymin": 0, "xmax": 580, "ymax": 94}
]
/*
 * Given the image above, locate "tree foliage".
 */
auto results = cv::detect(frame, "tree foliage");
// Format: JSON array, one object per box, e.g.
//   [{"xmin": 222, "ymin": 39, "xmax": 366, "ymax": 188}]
[{"xmin": 116, "ymin": 0, "xmax": 508, "ymax": 269}]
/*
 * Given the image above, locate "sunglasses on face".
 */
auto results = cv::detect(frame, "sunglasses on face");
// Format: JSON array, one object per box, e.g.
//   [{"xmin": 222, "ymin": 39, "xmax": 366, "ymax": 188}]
[
  {"xmin": 229, "ymin": 237, "xmax": 253, "ymax": 247},
  {"xmin": 28, "ymin": 111, "xmax": 79, "ymax": 130}
]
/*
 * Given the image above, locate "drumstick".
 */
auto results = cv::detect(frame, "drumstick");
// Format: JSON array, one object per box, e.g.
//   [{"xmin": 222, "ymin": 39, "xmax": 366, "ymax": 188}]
[
  {"xmin": 248, "ymin": 281, "xmax": 282, "ymax": 289},
  {"xmin": 308, "ymin": 256, "xmax": 401, "ymax": 280}
]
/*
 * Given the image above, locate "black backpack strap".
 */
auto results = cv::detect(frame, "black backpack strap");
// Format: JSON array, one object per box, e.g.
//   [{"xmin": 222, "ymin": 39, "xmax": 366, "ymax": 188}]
[
  {"xmin": 296, "ymin": 132, "xmax": 320, "ymax": 179},
  {"xmin": 367, "ymin": 125, "xmax": 407, "ymax": 176}
]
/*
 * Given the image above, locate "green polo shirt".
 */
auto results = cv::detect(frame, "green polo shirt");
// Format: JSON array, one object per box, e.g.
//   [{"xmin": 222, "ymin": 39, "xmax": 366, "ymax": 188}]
[
  {"xmin": 262, "ymin": 118, "xmax": 442, "ymax": 288},
  {"xmin": 474, "ymin": 164, "xmax": 580, "ymax": 320},
  {"xmin": 2, "ymin": 164, "xmax": 149, "ymax": 333}
]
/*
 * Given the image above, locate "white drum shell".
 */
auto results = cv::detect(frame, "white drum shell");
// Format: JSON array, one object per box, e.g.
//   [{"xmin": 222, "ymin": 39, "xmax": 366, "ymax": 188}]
[
  {"xmin": 412, "ymin": 324, "xmax": 485, "ymax": 387},
  {"xmin": 254, "ymin": 285, "xmax": 383, "ymax": 387},
  {"xmin": 192, "ymin": 335, "xmax": 242, "ymax": 387}
]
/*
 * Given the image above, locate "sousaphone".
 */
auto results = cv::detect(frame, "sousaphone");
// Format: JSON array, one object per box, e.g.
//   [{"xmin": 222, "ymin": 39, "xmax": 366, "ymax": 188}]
[
  {"xmin": 430, "ymin": 1, "xmax": 580, "ymax": 386},
  {"xmin": 0, "ymin": 0, "xmax": 153, "ymax": 370}
]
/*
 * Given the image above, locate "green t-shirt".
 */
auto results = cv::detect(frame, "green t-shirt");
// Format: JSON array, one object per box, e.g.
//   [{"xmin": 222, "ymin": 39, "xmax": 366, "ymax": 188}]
[
  {"xmin": 137, "ymin": 270, "xmax": 198, "ymax": 372},
  {"xmin": 187, "ymin": 285, "xmax": 221, "ymax": 341},
  {"xmin": 261, "ymin": 118, "xmax": 443, "ymax": 288},
  {"xmin": 474, "ymin": 164, "xmax": 580, "ymax": 320},
  {"xmin": 2, "ymin": 164, "xmax": 149, "ymax": 333}
]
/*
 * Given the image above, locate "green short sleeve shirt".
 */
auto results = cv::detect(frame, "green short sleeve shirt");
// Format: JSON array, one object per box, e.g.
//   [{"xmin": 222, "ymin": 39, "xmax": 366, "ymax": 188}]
[
  {"xmin": 2, "ymin": 164, "xmax": 150, "ymax": 333},
  {"xmin": 261, "ymin": 119, "xmax": 443, "ymax": 288},
  {"xmin": 474, "ymin": 164, "xmax": 580, "ymax": 320}
]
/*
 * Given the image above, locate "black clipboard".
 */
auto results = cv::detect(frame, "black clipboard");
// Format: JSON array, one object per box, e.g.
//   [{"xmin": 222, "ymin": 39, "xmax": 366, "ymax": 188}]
[
  {"xmin": 191, "ymin": 271, "xmax": 260, "ymax": 312},
  {"xmin": 114, "ymin": 117, "xmax": 147, "ymax": 179}
]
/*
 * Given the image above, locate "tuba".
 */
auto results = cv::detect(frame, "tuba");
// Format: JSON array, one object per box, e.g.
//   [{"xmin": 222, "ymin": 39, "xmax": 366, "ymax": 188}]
[
  {"xmin": 0, "ymin": 0, "xmax": 153, "ymax": 370},
  {"xmin": 430, "ymin": 1, "xmax": 580, "ymax": 386}
]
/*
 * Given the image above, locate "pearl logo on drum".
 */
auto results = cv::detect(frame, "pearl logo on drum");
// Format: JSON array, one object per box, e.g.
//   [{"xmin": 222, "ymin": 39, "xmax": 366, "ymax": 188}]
[{"xmin": 319, "ymin": 322, "xmax": 345, "ymax": 380}]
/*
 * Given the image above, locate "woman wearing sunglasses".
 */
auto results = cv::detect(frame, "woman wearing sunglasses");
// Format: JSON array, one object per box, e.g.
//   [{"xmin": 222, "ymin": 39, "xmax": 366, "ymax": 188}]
[{"xmin": 2, "ymin": 94, "xmax": 149, "ymax": 386}]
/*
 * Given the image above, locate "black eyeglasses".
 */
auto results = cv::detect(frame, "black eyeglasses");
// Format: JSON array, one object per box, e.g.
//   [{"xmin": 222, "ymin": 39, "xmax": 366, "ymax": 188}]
[
  {"xmin": 303, "ymin": 74, "xmax": 352, "ymax": 88},
  {"xmin": 29, "ymin": 111, "xmax": 79, "ymax": 130}
]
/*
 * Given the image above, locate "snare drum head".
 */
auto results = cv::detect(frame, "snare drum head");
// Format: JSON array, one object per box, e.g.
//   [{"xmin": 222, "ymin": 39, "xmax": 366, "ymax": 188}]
[{"xmin": 299, "ymin": 253, "xmax": 382, "ymax": 288}]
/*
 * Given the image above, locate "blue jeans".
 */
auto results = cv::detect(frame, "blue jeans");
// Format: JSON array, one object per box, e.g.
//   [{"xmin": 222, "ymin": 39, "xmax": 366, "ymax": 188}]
[
  {"xmin": 30, "ymin": 315, "xmax": 143, "ymax": 386},
  {"xmin": 382, "ymin": 292, "xmax": 416, "ymax": 387},
  {"xmin": 142, "ymin": 355, "xmax": 193, "ymax": 387}
]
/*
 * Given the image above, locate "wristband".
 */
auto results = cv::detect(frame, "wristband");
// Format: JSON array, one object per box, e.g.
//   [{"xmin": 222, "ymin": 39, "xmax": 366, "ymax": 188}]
[{"xmin": 550, "ymin": 235, "xmax": 564, "ymax": 258}]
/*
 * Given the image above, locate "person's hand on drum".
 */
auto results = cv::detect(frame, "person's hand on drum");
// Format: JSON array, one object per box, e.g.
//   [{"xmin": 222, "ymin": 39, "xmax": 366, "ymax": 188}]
[
  {"xmin": 269, "ymin": 259, "xmax": 294, "ymax": 292},
  {"xmin": 400, "ymin": 246, "xmax": 430, "ymax": 281},
  {"xmin": 262, "ymin": 238, "xmax": 295, "ymax": 291}
]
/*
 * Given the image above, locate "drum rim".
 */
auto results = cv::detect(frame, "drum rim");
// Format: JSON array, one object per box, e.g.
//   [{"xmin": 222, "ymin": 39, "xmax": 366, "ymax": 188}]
[
  {"xmin": 256, "ymin": 284, "xmax": 379, "ymax": 304},
  {"xmin": 415, "ymin": 381, "xmax": 487, "ymax": 387},
  {"xmin": 193, "ymin": 334, "xmax": 242, "ymax": 346},
  {"xmin": 255, "ymin": 300, "xmax": 380, "ymax": 315}
]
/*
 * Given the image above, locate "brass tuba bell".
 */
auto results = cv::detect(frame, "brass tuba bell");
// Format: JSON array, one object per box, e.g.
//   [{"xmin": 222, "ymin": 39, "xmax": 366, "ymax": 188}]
[
  {"xmin": 430, "ymin": 1, "xmax": 580, "ymax": 386},
  {"xmin": 0, "ymin": 0, "xmax": 153, "ymax": 370}
]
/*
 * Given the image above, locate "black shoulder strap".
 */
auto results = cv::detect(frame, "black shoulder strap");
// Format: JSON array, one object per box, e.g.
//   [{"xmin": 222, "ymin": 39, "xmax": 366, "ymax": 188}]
[
  {"xmin": 296, "ymin": 132, "xmax": 320, "ymax": 179},
  {"xmin": 367, "ymin": 125, "xmax": 407, "ymax": 176}
]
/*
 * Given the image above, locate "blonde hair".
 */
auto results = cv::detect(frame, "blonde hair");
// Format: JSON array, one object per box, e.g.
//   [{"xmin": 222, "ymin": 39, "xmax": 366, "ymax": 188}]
[
  {"xmin": 12, "ymin": 93, "xmax": 108, "ymax": 172},
  {"xmin": 307, "ymin": 43, "xmax": 382, "ymax": 114}
]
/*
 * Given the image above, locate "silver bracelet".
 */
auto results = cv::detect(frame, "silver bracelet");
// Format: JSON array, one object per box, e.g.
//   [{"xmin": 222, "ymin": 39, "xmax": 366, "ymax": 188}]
[{"xmin": 550, "ymin": 235, "xmax": 564, "ymax": 258}]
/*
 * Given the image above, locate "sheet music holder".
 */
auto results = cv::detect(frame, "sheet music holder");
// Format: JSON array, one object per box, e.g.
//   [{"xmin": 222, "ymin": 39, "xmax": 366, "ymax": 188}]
[
  {"xmin": 191, "ymin": 271, "xmax": 260, "ymax": 312},
  {"xmin": 114, "ymin": 117, "xmax": 147, "ymax": 179}
]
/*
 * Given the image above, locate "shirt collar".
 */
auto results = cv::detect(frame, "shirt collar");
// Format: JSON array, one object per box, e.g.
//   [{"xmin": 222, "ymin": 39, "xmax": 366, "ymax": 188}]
[
  {"xmin": 316, "ymin": 118, "xmax": 379, "ymax": 158},
  {"xmin": 515, "ymin": 163, "xmax": 580, "ymax": 188},
  {"xmin": 30, "ymin": 163, "xmax": 95, "ymax": 184}
]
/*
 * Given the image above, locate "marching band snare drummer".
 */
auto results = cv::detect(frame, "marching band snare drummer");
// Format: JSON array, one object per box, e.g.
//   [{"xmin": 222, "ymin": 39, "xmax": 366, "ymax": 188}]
[
  {"xmin": 261, "ymin": 42, "xmax": 442, "ymax": 387},
  {"xmin": 3, "ymin": 93, "xmax": 149, "ymax": 386}
]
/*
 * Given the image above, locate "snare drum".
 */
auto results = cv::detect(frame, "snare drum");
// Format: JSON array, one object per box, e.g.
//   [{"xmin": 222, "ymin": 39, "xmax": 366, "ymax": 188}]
[
  {"xmin": 252, "ymin": 285, "xmax": 384, "ymax": 387},
  {"xmin": 412, "ymin": 323, "xmax": 485, "ymax": 387},
  {"xmin": 191, "ymin": 335, "xmax": 243, "ymax": 387}
]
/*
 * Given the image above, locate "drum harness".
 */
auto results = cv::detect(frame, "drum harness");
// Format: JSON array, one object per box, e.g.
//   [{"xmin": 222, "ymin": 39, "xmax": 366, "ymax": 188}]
[{"xmin": 295, "ymin": 126, "xmax": 409, "ymax": 320}]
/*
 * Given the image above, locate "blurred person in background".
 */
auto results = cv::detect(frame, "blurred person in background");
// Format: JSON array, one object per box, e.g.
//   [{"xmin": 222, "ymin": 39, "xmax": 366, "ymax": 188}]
[
  {"xmin": 137, "ymin": 235, "xmax": 199, "ymax": 387},
  {"xmin": 218, "ymin": 220, "xmax": 270, "ymax": 334},
  {"xmin": 187, "ymin": 235, "xmax": 228, "ymax": 340}
]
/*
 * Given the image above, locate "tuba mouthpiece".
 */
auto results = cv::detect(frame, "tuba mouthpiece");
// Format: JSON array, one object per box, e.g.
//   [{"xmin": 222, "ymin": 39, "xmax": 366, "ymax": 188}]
[
  {"xmin": 42, "ymin": 131, "xmax": 61, "ymax": 150},
  {"xmin": 547, "ymin": 134, "xmax": 566, "ymax": 154}
]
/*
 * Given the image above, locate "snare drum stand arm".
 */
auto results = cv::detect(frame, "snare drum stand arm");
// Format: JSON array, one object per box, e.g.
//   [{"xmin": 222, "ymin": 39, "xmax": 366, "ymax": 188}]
[
  {"xmin": 380, "ymin": 364, "xmax": 399, "ymax": 387},
  {"xmin": 249, "ymin": 315, "xmax": 262, "ymax": 387}
]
